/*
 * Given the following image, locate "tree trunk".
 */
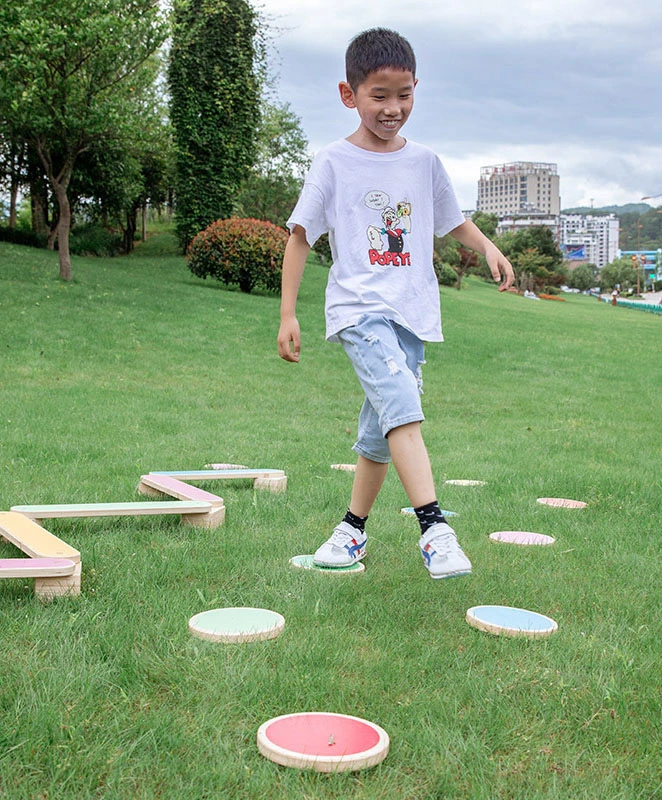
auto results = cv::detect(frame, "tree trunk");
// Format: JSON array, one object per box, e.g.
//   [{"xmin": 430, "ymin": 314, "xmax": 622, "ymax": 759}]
[
  {"xmin": 53, "ymin": 182, "xmax": 72, "ymax": 280},
  {"xmin": 9, "ymin": 180, "xmax": 18, "ymax": 228}
]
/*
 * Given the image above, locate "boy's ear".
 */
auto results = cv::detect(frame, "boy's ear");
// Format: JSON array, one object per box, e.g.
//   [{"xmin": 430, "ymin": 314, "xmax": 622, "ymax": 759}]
[{"xmin": 338, "ymin": 81, "xmax": 356, "ymax": 109}]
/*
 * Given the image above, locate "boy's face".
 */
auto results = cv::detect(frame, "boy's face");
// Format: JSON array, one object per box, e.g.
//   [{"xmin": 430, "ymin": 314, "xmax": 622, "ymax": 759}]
[{"xmin": 339, "ymin": 68, "xmax": 417, "ymax": 152}]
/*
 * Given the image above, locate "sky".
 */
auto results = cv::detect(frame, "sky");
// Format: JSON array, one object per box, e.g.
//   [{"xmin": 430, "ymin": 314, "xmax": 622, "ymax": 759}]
[{"xmin": 262, "ymin": 0, "xmax": 662, "ymax": 211}]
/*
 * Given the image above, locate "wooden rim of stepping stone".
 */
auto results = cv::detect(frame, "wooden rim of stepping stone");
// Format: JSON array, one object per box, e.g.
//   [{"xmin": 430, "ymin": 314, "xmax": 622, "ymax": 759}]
[
  {"xmin": 401, "ymin": 507, "xmax": 457, "ymax": 517},
  {"xmin": 257, "ymin": 712, "xmax": 390, "ymax": 772},
  {"xmin": 188, "ymin": 607, "xmax": 285, "ymax": 643},
  {"xmin": 444, "ymin": 479, "xmax": 486, "ymax": 487},
  {"xmin": 330, "ymin": 464, "xmax": 357, "ymax": 472},
  {"xmin": 537, "ymin": 497, "xmax": 587, "ymax": 508},
  {"xmin": 466, "ymin": 605, "xmax": 558, "ymax": 638},
  {"xmin": 489, "ymin": 531, "xmax": 555, "ymax": 546},
  {"xmin": 289, "ymin": 555, "xmax": 365, "ymax": 574}
]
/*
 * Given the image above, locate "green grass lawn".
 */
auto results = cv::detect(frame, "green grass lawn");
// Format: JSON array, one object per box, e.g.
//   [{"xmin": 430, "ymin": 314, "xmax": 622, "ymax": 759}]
[{"xmin": 0, "ymin": 234, "xmax": 660, "ymax": 799}]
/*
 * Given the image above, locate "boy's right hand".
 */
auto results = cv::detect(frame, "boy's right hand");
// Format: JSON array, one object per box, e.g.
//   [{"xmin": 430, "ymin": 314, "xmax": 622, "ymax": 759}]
[{"xmin": 277, "ymin": 317, "xmax": 301, "ymax": 362}]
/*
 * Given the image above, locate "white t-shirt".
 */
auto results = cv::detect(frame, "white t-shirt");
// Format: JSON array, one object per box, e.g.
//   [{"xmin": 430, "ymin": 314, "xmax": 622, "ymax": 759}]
[{"xmin": 287, "ymin": 138, "xmax": 465, "ymax": 342}]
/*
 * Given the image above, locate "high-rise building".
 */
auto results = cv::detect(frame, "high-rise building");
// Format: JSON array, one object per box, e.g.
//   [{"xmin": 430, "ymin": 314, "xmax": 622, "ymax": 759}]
[
  {"xmin": 477, "ymin": 162, "xmax": 560, "ymax": 217},
  {"xmin": 559, "ymin": 214, "xmax": 619, "ymax": 270}
]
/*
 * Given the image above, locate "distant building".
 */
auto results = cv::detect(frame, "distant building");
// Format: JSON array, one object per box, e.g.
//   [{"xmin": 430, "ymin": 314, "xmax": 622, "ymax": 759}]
[
  {"xmin": 477, "ymin": 162, "xmax": 560, "ymax": 217},
  {"xmin": 496, "ymin": 212, "xmax": 560, "ymax": 240},
  {"xmin": 559, "ymin": 214, "xmax": 619, "ymax": 270}
]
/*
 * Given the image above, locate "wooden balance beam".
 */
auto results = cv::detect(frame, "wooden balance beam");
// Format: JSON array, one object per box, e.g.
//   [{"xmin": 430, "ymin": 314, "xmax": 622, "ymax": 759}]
[
  {"xmin": 10, "ymin": 500, "xmax": 220, "ymax": 528},
  {"xmin": 0, "ymin": 511, "xmax": 81, "ymax": 599},
  {"xmin": 149, "ymin": 468, "xmax": 288, "ymax": 493},
  {"xmin": 136, "ymin": 474, "xmax": 225, "ymax": 527}
]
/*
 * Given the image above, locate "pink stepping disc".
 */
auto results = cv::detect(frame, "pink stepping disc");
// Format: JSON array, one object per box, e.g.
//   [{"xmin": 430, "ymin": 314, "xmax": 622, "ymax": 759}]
[
  {"xmin": 490, "ymin": 531, "xmax": 555, "ymax": 546},
  {"xmin": 257, "ymin": 712, "xmax": 389, "ymax": 772},
  {"xmin": 537, "ymin": 497, "xmax": 587, "ymax": 509}
]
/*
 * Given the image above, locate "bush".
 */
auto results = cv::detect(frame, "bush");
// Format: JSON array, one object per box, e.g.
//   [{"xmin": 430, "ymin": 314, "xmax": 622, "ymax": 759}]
[
  {"xmin": 69, "ymin": 224, "xmax": 123, "ymax": 257},
  {"xmin": 0, "ymin": 226, "xmax": 48, "ymax": 249},
  {"xmin": 433, "ymin": 253, "xmax": 458, "ymax": 286},
  {"xmin": 313, "ymin": 233, "xmax": 332, "ymax": 266},
  {"xmin": 187, "ymin": 217, "xmax": 288, "ymax": 294}
]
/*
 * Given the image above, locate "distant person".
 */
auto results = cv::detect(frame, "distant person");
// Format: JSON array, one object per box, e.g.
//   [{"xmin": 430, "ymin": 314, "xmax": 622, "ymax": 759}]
[{"xmin": 277, "ymin": 28, "xmax": 514, "ymax": 579}]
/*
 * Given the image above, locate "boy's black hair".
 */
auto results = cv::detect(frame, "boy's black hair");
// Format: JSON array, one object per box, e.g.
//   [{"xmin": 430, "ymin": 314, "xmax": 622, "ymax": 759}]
[{"xmin": 345, "ymin": 28, "xmax": 416, "ymax": 91}]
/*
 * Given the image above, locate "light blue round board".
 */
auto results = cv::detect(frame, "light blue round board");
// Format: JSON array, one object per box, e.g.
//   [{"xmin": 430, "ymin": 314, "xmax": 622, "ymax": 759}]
[
  {"xmin": 290, "ymin": 555, "xmax": 364, "ymax": 573},
  {"xmin": 400, "ymin": 507, "xmax": 457, "ymax": 517},
  {"xmin": 466, "ymin": 605, "xmax": 558, "ymax": 638},
  {"xmin": 188, "ymin": 607, "xmax": 285, "ymax": 642}
]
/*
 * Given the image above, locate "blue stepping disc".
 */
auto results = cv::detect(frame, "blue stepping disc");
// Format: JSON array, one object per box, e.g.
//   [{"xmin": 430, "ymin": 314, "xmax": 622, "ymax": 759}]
[{"xmin": 466, "ymin": 605, "xmax": 558, "ymax": 638}]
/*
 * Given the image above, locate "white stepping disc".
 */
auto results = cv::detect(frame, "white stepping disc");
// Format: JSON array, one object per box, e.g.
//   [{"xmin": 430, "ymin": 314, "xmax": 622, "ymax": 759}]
[
  {"xmin": 257, "ymin": 711, "xmax": 389, "ymax": 772},
  {"xmin": 289, "ymin": 555, "xmax": 364, "ymax": 574},
  {"xmin": 466, "ymin": 605, "xmax": 558, "ymax": 638},
  {"xmin": 330, "ymin": 464, "xmax": 357, "ymax": 472},
  {"xmin": 537, "ymin": 497, "xmax": 587, "ymax": 509},
  {"xmin": 489, "ymin": 531, "xmax": 555, "ymax": 546},
  {"xmin": 444, "ymin": 479, "xmax": 486, "ymax": 486},
  {"xmin": 188, "ymin": 607, "xmax": 285, "ymax": 643}
]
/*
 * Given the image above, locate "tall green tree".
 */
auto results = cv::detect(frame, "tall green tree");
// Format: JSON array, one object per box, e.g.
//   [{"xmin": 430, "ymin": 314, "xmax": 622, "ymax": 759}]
[
  {"xmin": 233, "ymin": 100, "xmax": 310, "ymax": 228},
  {"xmin": 169, "ymin": 0, "xmax": 261, "ymax": 250},
  {"xmin": 0, "ymin": 0, "xmax": 167, "ymax": 279}
]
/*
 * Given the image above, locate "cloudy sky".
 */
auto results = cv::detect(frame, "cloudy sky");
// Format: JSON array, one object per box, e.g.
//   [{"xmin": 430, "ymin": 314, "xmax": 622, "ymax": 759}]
[{"xmin": 264, "ymin": 0, "xmax": 662, "ymax": 210}]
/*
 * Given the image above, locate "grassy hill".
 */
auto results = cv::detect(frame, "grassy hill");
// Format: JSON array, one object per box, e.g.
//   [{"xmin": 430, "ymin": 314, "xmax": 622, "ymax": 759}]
[{"xmin": 0, "ymin": 236, "xmax": 660, "ymax": 799}]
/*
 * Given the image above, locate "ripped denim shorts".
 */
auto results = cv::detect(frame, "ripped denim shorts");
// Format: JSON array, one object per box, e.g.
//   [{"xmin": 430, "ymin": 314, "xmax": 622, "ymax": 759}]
[{"xmin": 337, "ymin": 314, "xmax": 426, "ymax": 463}]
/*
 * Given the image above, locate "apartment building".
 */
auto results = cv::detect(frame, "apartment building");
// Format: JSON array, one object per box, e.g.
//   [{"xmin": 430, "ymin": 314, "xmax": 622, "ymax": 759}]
[
  {"xmin": 477, "ymin": 162, "xmax": 560, "ymax": 217},
  {"xmin": 560, "ymin": 214, "xmax": 619, "ymax": 269}
]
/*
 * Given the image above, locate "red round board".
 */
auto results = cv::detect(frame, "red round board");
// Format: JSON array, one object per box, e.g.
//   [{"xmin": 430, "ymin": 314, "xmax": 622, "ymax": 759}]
[
  {"xmin": 537, "ymin": 497, "xmax": 586, "ymax": 509},
  {"xmin": 257, "ymin": 711, "xmax": 389, "ymax": 772}
]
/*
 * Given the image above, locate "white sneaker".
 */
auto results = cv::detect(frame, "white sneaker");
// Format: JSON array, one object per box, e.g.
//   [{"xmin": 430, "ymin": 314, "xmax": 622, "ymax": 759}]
[
  {"xmin": 419, "ymin": 522, "xmax": 472, "ymax": 579},
  {"xmin": 313, "ymin": 521, "xmax": 367, "ymax": 567}
]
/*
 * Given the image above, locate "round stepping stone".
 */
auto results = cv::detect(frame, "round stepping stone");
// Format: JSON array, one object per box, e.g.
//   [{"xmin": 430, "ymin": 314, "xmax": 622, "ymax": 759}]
[
  {"xmin": 489, "ymin": 531, "xmax": 555, "ymax": 546},
  {"xmin": 205, "ymin": 463, "xmax": 248, "ymax": 470},
  {"xmin": 188, "ymin": 607, "xmax": 285, "ymax": 643},
  {"xmin": 466, "ymin": 605, "xmax": 558, "ymax": 638},
  {"xmin": 401, "ymin": 507, "xmax": 457, "ymax": 517},
  {"xmin": 257, "ymin": 712, "xmax": 389, "ymax": 772},
  {"xmin": 537, "ymin": 497, "xmax": 586, "ymax": 509},
  {"xmin": 289, "ymin": 555, "xmax": 365, "ymax": 574},
  {"xmin": 444, "ymin": 479, "xmax": 486, "ymax": 486},
  {"xmin": 331, "ymin": 464, "xmax": 357, "ymax": 472}
]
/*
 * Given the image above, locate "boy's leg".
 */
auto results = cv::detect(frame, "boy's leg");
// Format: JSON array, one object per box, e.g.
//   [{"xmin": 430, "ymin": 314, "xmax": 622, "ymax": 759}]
[{"xmin": 349, "ymin": 455, "xmax": 389, "ymax": 517}]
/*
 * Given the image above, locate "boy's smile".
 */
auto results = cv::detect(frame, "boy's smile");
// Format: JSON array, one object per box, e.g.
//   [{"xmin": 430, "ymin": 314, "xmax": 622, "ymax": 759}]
[{"xmin": 339, "ymin": 68, "xmax": 417, "ymax": 153}]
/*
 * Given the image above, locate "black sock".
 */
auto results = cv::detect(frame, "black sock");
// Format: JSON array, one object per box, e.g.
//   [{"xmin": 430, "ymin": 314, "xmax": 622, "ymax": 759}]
[
  {"xmin": 414, "ymin": 501, "xmax": 447, "ymax": 535},
  {"xmin": 343, "ymin": 509, "xmax": 368, "ymax": 533}
]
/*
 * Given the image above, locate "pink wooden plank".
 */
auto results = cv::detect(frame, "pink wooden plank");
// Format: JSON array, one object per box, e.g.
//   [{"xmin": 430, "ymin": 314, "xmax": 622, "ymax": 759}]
[
  {"xmin": 140, "ymin": 474, "xmax": 223, "ymax": 504},
  {"xmin": 0, "ymin": 557, "xmax": 76, "ymax": 577}
]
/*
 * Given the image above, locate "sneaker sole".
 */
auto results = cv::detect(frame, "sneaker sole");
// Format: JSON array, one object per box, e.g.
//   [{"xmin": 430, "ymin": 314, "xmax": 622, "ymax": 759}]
[
  {"xmin": 428, "ymin": 569, "xmax": 472, "ymax": 580},
  {"xmin": 313, "ymin": 553, "xmax": 366, "ymax": 568}
]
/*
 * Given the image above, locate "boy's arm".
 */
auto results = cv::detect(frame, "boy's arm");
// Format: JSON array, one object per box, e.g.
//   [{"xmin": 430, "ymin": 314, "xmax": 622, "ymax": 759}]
[
  {"xmin": 277, "ymin": 225, "xmax": 311, "ymax": 362},
  {"xmin": 449, "ymin": 220, "xmax": 515, "ymax": 291}
]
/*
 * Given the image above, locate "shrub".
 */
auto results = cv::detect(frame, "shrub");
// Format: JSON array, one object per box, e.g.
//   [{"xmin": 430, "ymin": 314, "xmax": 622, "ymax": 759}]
[
  {"xmin": 313, "ymin": 233, "xmax": 332, "ymax": 266},
  {"xmin": 187, "ymin": 217, "xmax": 288, "ymax": 294},
  {"xmin": 0, "ymin": 226, "xmax": 48, "ymax": 249},
  {"xmin": 433, "ymin": 252, "xmax": 458, "ymax": 286},
  {"xmin": 69, "ymin": 224, "xmax": 123, "ymax": 257}
]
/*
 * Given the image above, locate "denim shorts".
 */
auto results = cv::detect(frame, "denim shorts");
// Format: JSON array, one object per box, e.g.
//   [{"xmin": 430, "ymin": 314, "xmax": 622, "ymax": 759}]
[{"xmin": 337, "ymin": 314, "xmax": 426, "ymax": 463}]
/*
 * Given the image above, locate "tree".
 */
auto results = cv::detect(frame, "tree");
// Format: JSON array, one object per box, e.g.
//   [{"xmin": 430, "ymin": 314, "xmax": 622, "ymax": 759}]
[
  {"xmin": 233, "ymin": 100, "xmax": 310, "ymax": 228},
  {"xmin": 496, "ymin": 226, "xmax": 567, "ymax": 292},
  {"xmin": 567, "ymin": 263, "xmax": 597, "ymax": 292},
  {"xmin": 599, "ymin": 257, "xmax": 639, "ymax": 292},
  {"xmin": 169, "ymin": 0, "xmax": 261, "ymax": 250},
  {"xmin": 0, "ymin": 0, "xmax": 167, "ymax": 279}
]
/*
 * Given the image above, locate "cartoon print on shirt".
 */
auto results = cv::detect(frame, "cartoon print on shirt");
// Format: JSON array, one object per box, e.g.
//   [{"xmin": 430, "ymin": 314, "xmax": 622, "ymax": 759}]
[{"xmin": 364, "ymin": 190, "xmax": 412, "ymax": 267}]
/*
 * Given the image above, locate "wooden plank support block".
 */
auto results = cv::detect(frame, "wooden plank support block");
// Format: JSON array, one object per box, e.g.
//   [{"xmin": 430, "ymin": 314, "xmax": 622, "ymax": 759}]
[
  {"xmin": 150, "ymin": 468, "xmax": 287, "ymax": 492},
  {"xmin": 10, "ymin": 500, "xmax": 212, "ymax": 524},
  {"xmin": 0, "ymin": 512, "xmax": 81, "ymax": 599},
  {"xmin": 253, "ymin": 475, "xmax": 288, "ymax": 493}
]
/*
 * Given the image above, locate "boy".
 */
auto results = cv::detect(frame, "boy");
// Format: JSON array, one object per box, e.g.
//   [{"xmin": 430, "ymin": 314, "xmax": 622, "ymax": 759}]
[{"xmin": 277, "ymin": 28, "xmax": 514, "ymax": 579}]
